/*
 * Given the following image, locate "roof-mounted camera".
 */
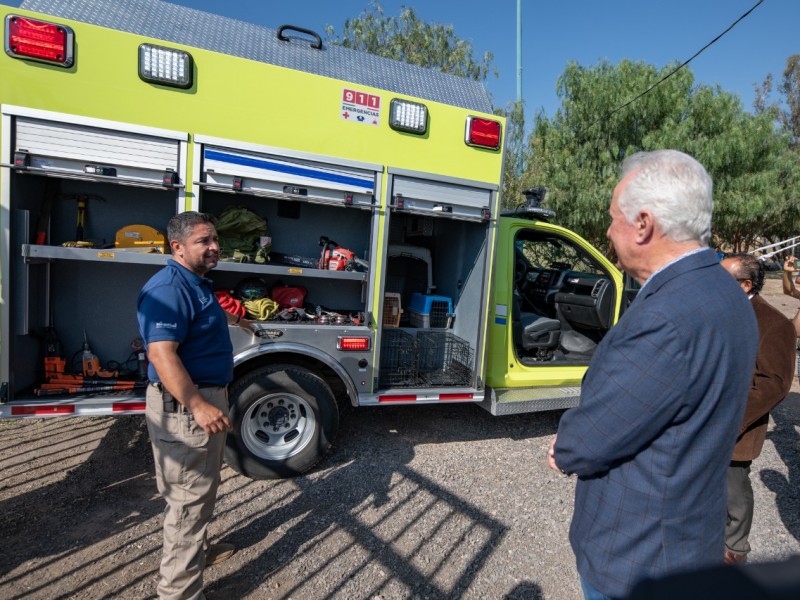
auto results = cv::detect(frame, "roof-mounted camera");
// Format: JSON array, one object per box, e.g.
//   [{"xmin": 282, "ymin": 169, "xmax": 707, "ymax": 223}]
[{"xmin": 501, "ymin": 185, "xmax": 556, "ymax": 221}]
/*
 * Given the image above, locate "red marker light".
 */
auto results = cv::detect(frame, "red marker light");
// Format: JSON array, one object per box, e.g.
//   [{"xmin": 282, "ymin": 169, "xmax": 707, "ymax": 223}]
[
  {"xmin": 439, "ymin": 393, "xmax": 474, "ymax": 401},
  {"xmin": 378, "ymin": 394, "xmax": 417, "ymax": 403},
  {"xmin": 5, "ymin": 15, "xmax": 74, "ymax": 67},
  {"xmin": 113, "ymin": 402, "xmax": 146, "ymax": 412},
  {"xmin": 337, "ymin": 337, "xmax": 370, "ymax": 351},
  {"xmin": 12, "ymin": 404, "xmax": 75, "ymax": 416},
  {"xmin": 465, "ymin": 116, "xmax": 502, "ymax": 150}
]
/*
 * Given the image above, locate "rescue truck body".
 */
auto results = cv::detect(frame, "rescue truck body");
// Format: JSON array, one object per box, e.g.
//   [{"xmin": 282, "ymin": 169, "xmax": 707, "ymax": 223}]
[{"xmin": 0, "ymin": 0, "xmax": 631, "ymax": 478}]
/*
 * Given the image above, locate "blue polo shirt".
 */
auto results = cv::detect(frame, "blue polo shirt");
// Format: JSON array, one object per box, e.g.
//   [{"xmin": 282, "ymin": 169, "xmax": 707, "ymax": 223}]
[{"xmin": 137, "ymin": 259, "xmax": 233, "ymax": 386}]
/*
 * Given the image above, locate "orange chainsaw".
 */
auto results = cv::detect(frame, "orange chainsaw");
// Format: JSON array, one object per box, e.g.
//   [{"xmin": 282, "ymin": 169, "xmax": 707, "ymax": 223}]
[{"xmin": 318, "ymin": 236, "xmax": 369, "ymax": 272}]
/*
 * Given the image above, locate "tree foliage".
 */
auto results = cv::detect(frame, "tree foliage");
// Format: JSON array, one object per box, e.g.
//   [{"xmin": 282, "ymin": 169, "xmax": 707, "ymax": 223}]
[
  {"xmin": 752, "ymin": 55, "xmax": 800, "ymax": 257},
  {"xmin": 324, "ymin": 6, "xmax": 797, "ymax": 255},
  {"xmin": 527, "ymin": 60, "xmax": 799, "ymax": 252},
  {"xmin": 496, "ymin": 99, "xmax": 528, "ymax": 209},
  {"xmin": 756, "ymin": 53, "xmax": 800, "ymax": 144},
  {"xmin": 325, "ymin": 2, "xmax": 495, "ymax": 81}
]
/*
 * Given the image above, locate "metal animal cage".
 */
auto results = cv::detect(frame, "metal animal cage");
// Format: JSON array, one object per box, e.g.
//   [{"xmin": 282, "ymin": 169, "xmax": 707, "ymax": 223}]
[{"xmin": 416, "ymin": 331, "xmax": 473, "ymax": 387}]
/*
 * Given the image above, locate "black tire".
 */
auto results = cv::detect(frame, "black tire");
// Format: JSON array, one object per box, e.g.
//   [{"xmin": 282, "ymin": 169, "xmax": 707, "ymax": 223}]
[{"xmin": 225, "ymin": 364, "xmax": 339, "ymax": 479}]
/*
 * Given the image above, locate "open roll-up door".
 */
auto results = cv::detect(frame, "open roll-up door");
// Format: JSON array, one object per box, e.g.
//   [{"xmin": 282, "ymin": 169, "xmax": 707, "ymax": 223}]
[
  {"xmin": 390, "ymin": 172, "xmax": 494, "ymax": 222},
  {"xmin": 7, "ymin": 112, "xmax": 185, "ymax": 189},
  {"xmin": 199, "ymin": 144, "xmax": 376, "ymax": 209}
]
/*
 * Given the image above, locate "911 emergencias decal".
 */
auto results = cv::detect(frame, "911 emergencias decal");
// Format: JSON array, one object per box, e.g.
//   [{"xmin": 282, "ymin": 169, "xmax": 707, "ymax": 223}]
[{"xmin": 341, "ymin": 88, "xmax": 381, "ymax": 126}]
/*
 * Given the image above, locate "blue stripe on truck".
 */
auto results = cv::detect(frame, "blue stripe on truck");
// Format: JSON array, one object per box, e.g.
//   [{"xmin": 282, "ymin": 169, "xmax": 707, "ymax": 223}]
[{"xmin": 205, "ymin": 149, "xmax": 373, "ymax": 191}]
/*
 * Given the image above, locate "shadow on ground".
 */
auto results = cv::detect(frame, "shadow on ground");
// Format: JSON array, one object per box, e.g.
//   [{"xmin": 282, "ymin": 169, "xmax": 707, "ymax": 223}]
[
  {"xmin": 0, "ymin": 417, "xmax": 160, "ymax": 597},
  {"xmin": 0, "ymin": 404, "xmax": 562, "ymax": 598},
  {"xmin": 762, "ymin": 391, "xmax": 800, "ymax": 542},
  {"xmin": 207, "ymin": 403, "xmax": 561, "ymax": 598}
]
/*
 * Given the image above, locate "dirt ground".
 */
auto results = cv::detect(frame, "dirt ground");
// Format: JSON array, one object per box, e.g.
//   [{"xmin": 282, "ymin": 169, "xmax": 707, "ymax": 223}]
[{"xmin": 0, "ymin": 279, "xmax": 798, "ymax": 599}]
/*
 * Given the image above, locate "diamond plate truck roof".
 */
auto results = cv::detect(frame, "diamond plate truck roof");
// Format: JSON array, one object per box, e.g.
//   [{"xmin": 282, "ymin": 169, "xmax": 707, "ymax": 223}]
[{"xmin": 19, "ymin": 0, "xmax": 495, "ymax": 113}]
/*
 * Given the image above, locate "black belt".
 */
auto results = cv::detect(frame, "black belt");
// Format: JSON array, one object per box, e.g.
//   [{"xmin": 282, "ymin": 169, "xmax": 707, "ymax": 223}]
[{"xmin": 148, "ymin": 382, "xmax": 225, "ymax": 413}]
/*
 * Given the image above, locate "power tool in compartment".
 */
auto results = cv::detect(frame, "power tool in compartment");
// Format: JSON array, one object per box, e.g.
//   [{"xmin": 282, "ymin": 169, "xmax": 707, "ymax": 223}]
[
  {"xmin": 78, "ymin": 331, "xmax": 118, "ymax": 379},
  {"xmin": 34, "ymin": 330, "xmax": 142, "ymax": 396},
  {"xmin": 318, "ymin": 236, "xmax": 369, "ymax": 272}
]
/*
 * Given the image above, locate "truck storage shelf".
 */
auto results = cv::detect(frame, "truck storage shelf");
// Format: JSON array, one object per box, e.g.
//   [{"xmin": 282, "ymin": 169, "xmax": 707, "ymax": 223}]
[
  {"xmin": 22, "ymin": 244, "xmax": 168, "ymax": 266},
  {"xmin": 21, "ymin": 244, "xmax": 368, "ymax": 281}
]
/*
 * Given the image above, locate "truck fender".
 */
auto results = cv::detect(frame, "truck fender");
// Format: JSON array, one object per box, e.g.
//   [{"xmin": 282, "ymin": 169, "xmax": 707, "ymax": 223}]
[{"xmin": 233, "ymin": 341, "xmax": 360, "ymax": 407}]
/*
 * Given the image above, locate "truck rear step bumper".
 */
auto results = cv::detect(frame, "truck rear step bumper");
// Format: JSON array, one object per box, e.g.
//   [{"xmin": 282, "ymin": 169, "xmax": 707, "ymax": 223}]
[{"xmin": 0, "ymin": 393, "xmax": 146, "ymax": 418}]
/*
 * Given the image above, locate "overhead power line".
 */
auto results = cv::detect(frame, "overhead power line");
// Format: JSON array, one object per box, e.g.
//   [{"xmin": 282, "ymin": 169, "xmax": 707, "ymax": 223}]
[{"xmin": 585, "ymin": 0, "xmax": 765, "ymax": 132}]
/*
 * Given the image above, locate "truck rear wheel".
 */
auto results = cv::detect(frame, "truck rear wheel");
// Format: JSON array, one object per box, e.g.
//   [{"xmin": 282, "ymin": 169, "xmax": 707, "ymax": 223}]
[{"xmin": 225, "ymin": 364, "xmax": 339, "ymax": 479}]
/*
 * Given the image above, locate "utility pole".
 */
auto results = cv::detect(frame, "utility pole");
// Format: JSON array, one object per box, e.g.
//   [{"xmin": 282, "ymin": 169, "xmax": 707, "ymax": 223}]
[
  {"xmin": 516, "ymin": 0, "xmax": 522, "ymax": 103},
  {"xmin": 516, "ymin": 0, "xmax": 524, "ymax": 178}
]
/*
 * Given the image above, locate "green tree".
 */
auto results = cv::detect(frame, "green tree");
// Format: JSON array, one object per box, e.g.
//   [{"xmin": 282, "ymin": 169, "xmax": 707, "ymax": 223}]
[
  {"xmin": 496, "ymin": 99, "xmax": 528, "ymax": 209},
  {"xmin": 753, "ymin": 55, "xmax": 800, "ymax": 254},
  {"xmin": 755, "ymin": 53, "xmax": 800, "ymax": 144},
  {"xmin": 325, "ymin": 2, "xmax": 495, "ymax": 81},
  {"xmin": 326, "ymin": 3, "xmax": 525, "ymax": 202},
  {"xmin": 528, "ymin": 60, "xmax": 798, "ymax": 252}
]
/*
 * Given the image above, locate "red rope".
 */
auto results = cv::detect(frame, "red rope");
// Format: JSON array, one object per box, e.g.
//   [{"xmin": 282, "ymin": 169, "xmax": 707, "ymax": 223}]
[{"xmin": 214, "ymin": 290, "xmax": 246, "ymax": 318}]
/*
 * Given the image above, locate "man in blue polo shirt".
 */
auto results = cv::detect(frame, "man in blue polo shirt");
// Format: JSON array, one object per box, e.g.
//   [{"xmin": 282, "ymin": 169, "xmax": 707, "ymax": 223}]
[{"xmin": 138, "ymin": 211, "xmax": 250, "ymax": 600}]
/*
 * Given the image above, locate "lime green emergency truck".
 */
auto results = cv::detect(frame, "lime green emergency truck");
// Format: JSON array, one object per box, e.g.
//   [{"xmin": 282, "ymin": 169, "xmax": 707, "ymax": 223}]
[{"xmin": 0, "ymin": 0, "xmax": 631, "ymax": 479}]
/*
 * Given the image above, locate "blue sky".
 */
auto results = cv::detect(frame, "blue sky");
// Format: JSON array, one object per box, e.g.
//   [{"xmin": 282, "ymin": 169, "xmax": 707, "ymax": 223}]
[{"xmin": 6, "ymin": 1, "xmax": 797, "ymax": 120}]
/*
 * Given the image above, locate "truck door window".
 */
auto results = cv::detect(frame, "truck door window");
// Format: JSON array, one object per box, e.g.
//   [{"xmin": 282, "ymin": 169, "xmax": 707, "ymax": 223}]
[{"xmin": 513, "ymin": 232, "xmax": 614, "ymax": 365}]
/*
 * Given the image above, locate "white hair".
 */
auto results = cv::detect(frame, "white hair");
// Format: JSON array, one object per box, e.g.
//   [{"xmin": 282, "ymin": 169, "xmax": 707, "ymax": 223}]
[{"xmin": 618, "ymin": 150, "xmax": 714, "ymax": 245}]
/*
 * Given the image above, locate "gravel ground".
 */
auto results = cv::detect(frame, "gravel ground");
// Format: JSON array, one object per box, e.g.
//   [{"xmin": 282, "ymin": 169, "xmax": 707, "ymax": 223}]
[{"xmin": 1, "ymin": 282, "xmax": 798, "ymax": 600}]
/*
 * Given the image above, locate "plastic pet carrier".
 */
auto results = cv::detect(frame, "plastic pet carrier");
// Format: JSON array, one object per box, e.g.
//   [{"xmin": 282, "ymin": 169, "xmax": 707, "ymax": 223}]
[
  {"xmin": 407, "ymin": 293, "xmax": 454, "ymax": 328},
  {"xmin": 382, "ymin": 293, "xmax": 403, "ymax": 327}
]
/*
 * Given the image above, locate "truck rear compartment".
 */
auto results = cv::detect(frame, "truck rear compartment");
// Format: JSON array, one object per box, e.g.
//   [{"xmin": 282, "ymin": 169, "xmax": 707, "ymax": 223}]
[{"xmin": 4, "ymin": 132, "xmax": 493, "ymax": 404}]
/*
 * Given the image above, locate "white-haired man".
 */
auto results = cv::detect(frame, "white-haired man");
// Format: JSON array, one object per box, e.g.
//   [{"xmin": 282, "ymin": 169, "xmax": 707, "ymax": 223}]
[{"xmin": 548, "ymin": 150, "xmax": 759, "ymax": 600}]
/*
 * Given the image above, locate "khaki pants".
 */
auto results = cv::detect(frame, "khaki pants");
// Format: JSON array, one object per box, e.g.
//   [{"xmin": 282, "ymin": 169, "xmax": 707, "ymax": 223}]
[{"xmin": 146, "ymin": 385, "xmax": 228, "ymax": 600}]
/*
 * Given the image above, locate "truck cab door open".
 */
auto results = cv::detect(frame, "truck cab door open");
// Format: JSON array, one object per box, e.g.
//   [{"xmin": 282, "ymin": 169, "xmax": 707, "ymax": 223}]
[{"xmin": 511, "ymin": 230, "xmax": 616, "ymax": 365}]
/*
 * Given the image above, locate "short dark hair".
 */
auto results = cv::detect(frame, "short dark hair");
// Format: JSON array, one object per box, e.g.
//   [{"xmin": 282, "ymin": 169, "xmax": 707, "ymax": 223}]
[
  {"xmin": 167, "ymin": 211, "xmax": 217, "ymax": 244},
  {"xmin": 724, "ymin": 252, "xmax": 765, "ymax": 294}
]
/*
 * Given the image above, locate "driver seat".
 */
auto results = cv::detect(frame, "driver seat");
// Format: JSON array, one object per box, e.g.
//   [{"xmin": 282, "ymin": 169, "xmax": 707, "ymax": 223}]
[
  {"xmin": 519, "ymin": 312, "xmax": 561, "ymax": 352},
  {"xmin": 512, "ymin": 290, "xmax": 561, "ymax": 353}
]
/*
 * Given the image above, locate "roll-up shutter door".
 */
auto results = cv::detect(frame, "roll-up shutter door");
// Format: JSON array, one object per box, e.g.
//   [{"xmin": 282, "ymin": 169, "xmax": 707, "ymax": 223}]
[
  {"xmin": 202, "ymin": 146, "xmax": 375, "ymax": 208},
  {"xmin": 391, "ymin": 175, "xmax": 492, "ymax": 221},
  {"xmin": 13, "ymin": 117, "xmax": 181, "ymax": 187}
]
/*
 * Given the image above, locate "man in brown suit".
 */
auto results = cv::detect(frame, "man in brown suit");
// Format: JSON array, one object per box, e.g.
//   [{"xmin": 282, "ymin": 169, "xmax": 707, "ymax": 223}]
[{"xmin": 720, "ymin": 253, "xmax": 796, "ymax": 564}]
